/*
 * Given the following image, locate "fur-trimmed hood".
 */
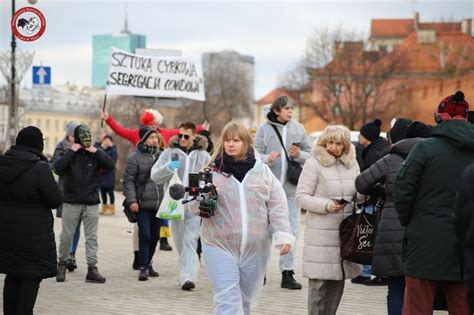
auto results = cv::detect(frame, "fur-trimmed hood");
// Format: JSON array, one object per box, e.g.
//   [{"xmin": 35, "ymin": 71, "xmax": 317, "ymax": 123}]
[
  {"xmin": 168, "ymin": 134, "xmax": 209, "ymax": 152},
  {"xmin": 312, "ymin": 142, "xmax": 356, "ymax": 168}
]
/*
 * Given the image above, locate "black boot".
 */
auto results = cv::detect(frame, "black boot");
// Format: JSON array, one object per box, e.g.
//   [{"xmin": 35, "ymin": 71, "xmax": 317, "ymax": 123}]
[
  {"xmin": 138, "ymin": 267, "xmax": 148, "ymax": 281},
  {"xmin": 56, "ymin": 261, "xmax": 67, "ymax": 282},
  {"xmin": 86, "ymin": 266, "xmax": 106, "ymax": 283},
  {"xmin": 132, "ymin": 251, "xmax": 139, "ymax": 270},
  {"xmin": 281, "ymin": 270, "xmax": 302, "ymax": 290},
  {"xmin": 159, "ymin": 238, "xmax": 172, "ymax": 251},
  {"xmin": 148, "ymin": 264, "xmax": 159, "ymax": 277},
  {"xmin": 66, "ymin": 252, "xmax": 77, "ymax": 272}
]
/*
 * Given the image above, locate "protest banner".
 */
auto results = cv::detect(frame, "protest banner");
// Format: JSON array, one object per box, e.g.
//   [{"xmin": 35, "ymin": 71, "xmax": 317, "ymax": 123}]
[{"xmin": 105, "ymin": 47, "xmax": 205, "ymax": 101}]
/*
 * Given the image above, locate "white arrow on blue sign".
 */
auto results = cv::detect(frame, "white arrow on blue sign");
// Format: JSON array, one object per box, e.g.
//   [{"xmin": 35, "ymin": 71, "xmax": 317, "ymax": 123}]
[{"xmin": 32, "ymin": 66, "xmax": 51, "ymax": 85}]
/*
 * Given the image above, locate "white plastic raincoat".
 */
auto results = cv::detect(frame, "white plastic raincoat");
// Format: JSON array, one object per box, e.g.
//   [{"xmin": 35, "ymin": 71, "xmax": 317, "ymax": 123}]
[
  {"xmin": 151, "ymin": 134, "xmax": 211, "ymax": 286},
  {"xmin": 190, "ymin": 159, "xmax": 295, "ymax": 315}
]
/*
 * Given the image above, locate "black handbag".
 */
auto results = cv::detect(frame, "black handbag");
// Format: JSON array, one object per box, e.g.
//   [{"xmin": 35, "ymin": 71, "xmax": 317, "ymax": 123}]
[
  {"xmin": 339, "ymin": 200, "xmax": 378, "ymax": 265},
  {"xmin": 270, "ymin": 124, "xmax": 302, "ymax": 185},
  {"xmin": 123, "ymin": 173, "xmax": 150, "ymax": 223}
]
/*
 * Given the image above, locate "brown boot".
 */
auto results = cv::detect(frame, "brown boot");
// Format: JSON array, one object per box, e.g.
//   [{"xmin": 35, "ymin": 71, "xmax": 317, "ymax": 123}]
[
  {"xmin": 100, "ymin": 204, "xmax": 107, "ymax": 215},
  {"xmin": 106, "ymin": 204, "xmax": 115, "ymax": 215}
]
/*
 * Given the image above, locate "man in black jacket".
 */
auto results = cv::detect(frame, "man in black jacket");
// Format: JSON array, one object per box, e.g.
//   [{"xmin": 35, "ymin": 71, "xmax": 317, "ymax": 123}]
[
  {"xmin": 53, "ymin": 124, "xmax": 114, "ymax": 283},
  {"xmin": 455, "ymin": 163, "xmax": 474, "ymax": 312}
]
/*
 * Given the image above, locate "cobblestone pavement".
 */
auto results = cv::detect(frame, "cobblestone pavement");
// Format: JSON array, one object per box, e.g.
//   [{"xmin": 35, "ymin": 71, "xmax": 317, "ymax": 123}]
[{"xmin": 0, "ymin": 192, "xmax": 448, "ymax": 314}]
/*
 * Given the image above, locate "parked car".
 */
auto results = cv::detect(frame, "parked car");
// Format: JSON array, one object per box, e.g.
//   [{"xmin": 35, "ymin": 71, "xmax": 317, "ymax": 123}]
[{"xmin": 308, "ymin": 130, "xmax": 387, "ymax": 145}]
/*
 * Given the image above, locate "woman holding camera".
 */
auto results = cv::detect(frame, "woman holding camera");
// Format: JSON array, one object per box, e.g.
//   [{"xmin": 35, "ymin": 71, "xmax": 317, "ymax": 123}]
[
  {"xmin": 295, "ymin": 125, "xmax": 362, "ymax": 315},
  {"xmin": 122, "ymin": 127, "xmax": 164, "ymax": 281},
  {"xmin": 190, "ymin": 121, "xmax": 294, "ymax": 314}
]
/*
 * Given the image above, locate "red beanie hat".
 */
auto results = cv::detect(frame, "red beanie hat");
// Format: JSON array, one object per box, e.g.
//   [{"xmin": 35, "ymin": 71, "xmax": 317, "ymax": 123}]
[{"xmin": 435, "ymin": 91, "xmax": 469, "ymax": 124}]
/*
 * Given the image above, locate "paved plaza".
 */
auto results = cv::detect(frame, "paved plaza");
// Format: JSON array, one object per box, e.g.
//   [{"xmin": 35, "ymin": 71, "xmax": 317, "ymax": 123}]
[{"xmin": 0, "ymin": 192, "xmax": 448, "ymax": 314}]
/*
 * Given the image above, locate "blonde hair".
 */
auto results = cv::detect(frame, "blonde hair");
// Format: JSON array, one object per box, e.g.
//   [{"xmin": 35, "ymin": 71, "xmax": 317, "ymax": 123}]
[
  {"xmin": 210, "ymin": 121, "xmax": 254, "ymax": 165},
  {"xmin": 317, "ymin": 125, "xmax": 351, "ymax": 154}
]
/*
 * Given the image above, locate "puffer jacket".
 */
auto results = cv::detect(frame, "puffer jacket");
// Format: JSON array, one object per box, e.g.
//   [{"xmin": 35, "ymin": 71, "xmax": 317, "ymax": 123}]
[
  {"xmin": 151, "ymin": 134, "xmax": 211, "ymax": 187},
  {"xmin": 296, "ymin": 143, "xmax": 362, "ymax": 280},
  {"xmin": 122, "ymin": 148, "xmax": 163, "ymax": 211},
  {"xmin": 52, "ymin": 147, "xmax": 115, "ymax": 205},
  {"xmin": 355, "ymin": 138, "xmax": 420, "ymax": 277},
  {"xmin": 0, "ymin": 145, "xmax": 63, "ymax": 280},
  {"xmin": 255, "ymin": 111, "xmax": 312, "ymax": 197}
]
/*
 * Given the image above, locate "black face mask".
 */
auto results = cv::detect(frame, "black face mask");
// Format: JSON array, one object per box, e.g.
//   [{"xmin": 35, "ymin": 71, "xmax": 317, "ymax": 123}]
[{"xmin": 75, "ymin": 125, "xmax": 92, "ymax": 148}]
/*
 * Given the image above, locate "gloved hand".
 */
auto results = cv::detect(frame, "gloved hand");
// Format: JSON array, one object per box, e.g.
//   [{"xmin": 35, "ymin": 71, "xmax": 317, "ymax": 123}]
[{"xmin": 168, "ymin": 160, "xmax": 181, "ymax": 171}]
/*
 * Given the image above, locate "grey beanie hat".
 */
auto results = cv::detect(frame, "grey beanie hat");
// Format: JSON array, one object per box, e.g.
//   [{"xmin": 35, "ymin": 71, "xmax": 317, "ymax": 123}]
[{"xmin": 66, "ymin": 121, "xmax": 80, "ymax": 137}]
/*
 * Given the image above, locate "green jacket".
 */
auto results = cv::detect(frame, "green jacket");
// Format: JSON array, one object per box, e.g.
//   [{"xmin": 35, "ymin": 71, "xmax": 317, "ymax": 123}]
[{"xmin": 394, "ymin": 120, "xmax": 474, "ymax": 281}]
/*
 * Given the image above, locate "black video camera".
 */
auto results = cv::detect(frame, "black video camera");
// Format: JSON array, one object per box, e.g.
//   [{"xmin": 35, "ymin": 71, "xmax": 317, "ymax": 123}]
[{"xmin": 181, "ymin": 167, "xmax": 218, "ymax": 218}]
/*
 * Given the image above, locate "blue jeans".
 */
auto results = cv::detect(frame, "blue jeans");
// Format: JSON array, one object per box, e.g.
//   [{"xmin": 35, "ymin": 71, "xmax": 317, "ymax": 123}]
[
  {"xmin": 137, "ymin": 210, "xmax": 161, "ymax": 268},
  {"xmin": 387, "ymin": 277, "xmax": 405, "ymax": 315},
  {"xmin": 69, "ymin": 220, "xmax": 81, "ymax": 254},
  {"xmin": 362, "ymin": 265, "xmax": 372, "ymax": 277}
]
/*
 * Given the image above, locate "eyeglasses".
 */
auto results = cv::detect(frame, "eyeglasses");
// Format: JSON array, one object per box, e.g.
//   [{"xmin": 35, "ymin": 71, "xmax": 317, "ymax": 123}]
[{"xmin": 178, "ymin": 134, "xmax": 190, "ymax": 140}]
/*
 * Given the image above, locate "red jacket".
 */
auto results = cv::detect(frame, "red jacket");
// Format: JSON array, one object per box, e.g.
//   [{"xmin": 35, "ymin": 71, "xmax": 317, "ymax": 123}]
[{"xmin": 105, "ymin": 116, "xmax": 202, "ymax": 147}]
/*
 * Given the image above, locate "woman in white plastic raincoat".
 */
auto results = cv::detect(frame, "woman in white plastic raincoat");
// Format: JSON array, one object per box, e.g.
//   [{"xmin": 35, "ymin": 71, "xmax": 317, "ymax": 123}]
[{"xmin": 190, "ymin": 121, "xmax": 295, "ymax": 315}]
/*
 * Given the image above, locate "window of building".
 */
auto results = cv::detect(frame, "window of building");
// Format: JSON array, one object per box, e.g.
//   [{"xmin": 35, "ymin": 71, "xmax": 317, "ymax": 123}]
[
  {"xmin": 45, "ymin": 119, "xmax": 50, "ymax": 130},
  {"xmin": 36, "ymin": 119, "xmax": 41, "ymax": 128},
  {"xmin": 27, "ymin": 118, "xmax": 32, "ymax": 126},
  {"xmin": 55, "ymin": 120, "xmax": 59, "ymax": 131}
]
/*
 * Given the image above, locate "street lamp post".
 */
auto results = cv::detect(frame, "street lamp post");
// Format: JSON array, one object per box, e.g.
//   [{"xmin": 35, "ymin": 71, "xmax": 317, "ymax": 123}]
[{"xmin": 9, "ymin": 0, "xmax": 17, "ymax": 146}]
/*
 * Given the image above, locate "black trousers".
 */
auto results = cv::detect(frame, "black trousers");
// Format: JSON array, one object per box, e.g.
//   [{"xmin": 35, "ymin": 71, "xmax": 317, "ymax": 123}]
[
  {"xmin": 468, "ymin": 278, "xmax": 474, "ymax": 314},
  {"xmin": 3, "ymin": 274, "xmax": 41, "ymax": 315},
  {"xmin": 100, "ymin": 187, "xmax": 115, "ymax": 204}
]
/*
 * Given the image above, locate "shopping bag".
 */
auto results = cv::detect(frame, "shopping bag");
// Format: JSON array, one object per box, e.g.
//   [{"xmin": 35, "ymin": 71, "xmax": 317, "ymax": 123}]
[
  {"xmin": 339, "ymin": 203, "xmax": 378, "ymax": 265},
  {"xmin": 157, "ymin": 170, "xmax": 185, "ymax": 220}
]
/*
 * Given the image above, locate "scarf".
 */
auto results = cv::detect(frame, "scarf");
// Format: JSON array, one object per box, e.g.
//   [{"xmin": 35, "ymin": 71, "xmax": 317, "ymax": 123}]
[
  {"xmin": 214, "ymin": 148, "xmax": 256, "ymax": 182},
  {"xmin": 137, "ymin": 142, "xmax": 159, "ymax": 155}
]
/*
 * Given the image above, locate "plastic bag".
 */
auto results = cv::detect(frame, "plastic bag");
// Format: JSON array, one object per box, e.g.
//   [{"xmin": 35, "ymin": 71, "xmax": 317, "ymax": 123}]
[{"xmin": 157, "ymin": 170, "xmax": 185, "ymax": 220}]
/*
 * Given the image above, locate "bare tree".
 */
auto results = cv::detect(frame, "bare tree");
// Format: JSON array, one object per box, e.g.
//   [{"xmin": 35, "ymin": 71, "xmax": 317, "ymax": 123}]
[
  {"xmin": 280, "ymin": 26, "xmax": 407, "ymax": 130},
  {"xmin": 200, "ymin": 51, "xmax": 254, "ymax": 135}
]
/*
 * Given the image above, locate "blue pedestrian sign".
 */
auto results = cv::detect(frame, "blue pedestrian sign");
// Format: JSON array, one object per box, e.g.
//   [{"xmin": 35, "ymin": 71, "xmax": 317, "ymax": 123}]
[{"xmin": 32, "ymin": 66, "xmax": 51, "ymax": 85}]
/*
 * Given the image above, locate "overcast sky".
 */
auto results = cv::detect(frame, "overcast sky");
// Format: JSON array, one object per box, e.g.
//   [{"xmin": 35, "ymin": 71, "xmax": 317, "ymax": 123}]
[{"xmin": 0, "ymin": 0, "xmax": 472, "ymax": 99}]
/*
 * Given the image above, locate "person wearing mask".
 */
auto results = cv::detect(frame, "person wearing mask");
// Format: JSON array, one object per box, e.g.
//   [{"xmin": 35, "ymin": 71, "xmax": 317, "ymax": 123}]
[
  {"xmin": 123, "ymin": 127, "xmax": 164, "ymax": 281},
  {"xmin": 296, "ymin": 124, "xmax": 362, "ymax": 314},
  {"xmin": 355, "ymin": 121, "xmax": 432, "ymax": 315},
  {"xmin": 53, "ymin": 124, "xmax": 115, "ymax": 283},
  {"xmin": 151, "ymin": 121, "xmax": 211, "ymax": 291},
  {"xmin": 353, "ymin": 118, "xmax": 390, "ymax": 285},
  {"xmin": 0, "ymin": 126, "xmax": 63, "ymax": 314},
  {"xmin": 394, "ymin": 91, "xmax": 474, "ymax": 314},
  {"xmin": 255, "ymin": 95, "xmax": 311, "ymax": 290},
  {"xmin": 98, "ymin": 134, "xmax": 118, "ymax": 215},
  {"xmin": 190, "ymin": 121, "xmax": 294, "ymax": 314},
  {"xmin": 51, "ymin": 121, "xmax": 81, "ymax": 273}
]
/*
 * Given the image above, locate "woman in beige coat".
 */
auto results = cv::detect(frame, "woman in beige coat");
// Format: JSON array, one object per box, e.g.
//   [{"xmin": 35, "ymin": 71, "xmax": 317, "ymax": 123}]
[{"xmin": 296, "ymin": 125, "xmax": 362, "ymax": 315}]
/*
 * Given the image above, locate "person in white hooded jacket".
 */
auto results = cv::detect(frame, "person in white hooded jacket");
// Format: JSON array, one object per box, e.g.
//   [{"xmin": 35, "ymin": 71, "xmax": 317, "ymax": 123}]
[
  {"xmin": 190, "ymin": 121, "xmax": 295, "ymax": 315},
  {"xmin": 150, "ymin": 121, "xmax": 211, "ymax": 291}
]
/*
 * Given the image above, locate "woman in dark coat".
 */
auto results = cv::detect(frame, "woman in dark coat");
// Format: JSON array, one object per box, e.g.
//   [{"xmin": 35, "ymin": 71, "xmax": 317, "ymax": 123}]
[
  {"xmin": 122, "ymin": 127, "xmax": 164, "ymax": 281},
  {"xmin": 355, "ymin": 121, "xmax": 431, "ymax": 315},
  {"xmin": 0, "ymin": 126, "xmax": 63, "ymax": 315}
]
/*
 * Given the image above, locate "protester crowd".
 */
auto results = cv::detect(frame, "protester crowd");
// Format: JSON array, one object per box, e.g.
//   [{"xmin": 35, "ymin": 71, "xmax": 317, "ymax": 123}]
[{"xmin": 0, "ymin": 91, "xmax": 473, "ymax": 315}]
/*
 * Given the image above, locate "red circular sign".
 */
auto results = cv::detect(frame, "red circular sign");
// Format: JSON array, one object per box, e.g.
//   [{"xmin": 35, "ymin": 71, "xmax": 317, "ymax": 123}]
[{"xmin": 11, "ymin": 7, "xmax": 46, "ymax": 42}]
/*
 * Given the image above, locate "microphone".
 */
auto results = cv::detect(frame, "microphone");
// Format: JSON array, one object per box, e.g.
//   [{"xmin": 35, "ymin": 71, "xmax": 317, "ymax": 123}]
[{"xmin": 169, "ymin": 183, "xmax": 186, "ymax": 200}]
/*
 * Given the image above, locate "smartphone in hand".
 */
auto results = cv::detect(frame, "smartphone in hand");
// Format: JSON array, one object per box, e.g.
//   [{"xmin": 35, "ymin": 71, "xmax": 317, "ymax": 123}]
[
  {"xmin": 292, "ymin": 142, "xmax": 301, "ymax": 147},
  {"xmin": 336, "ymin": 199, "xmax": 349, "ymax": 205}
]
